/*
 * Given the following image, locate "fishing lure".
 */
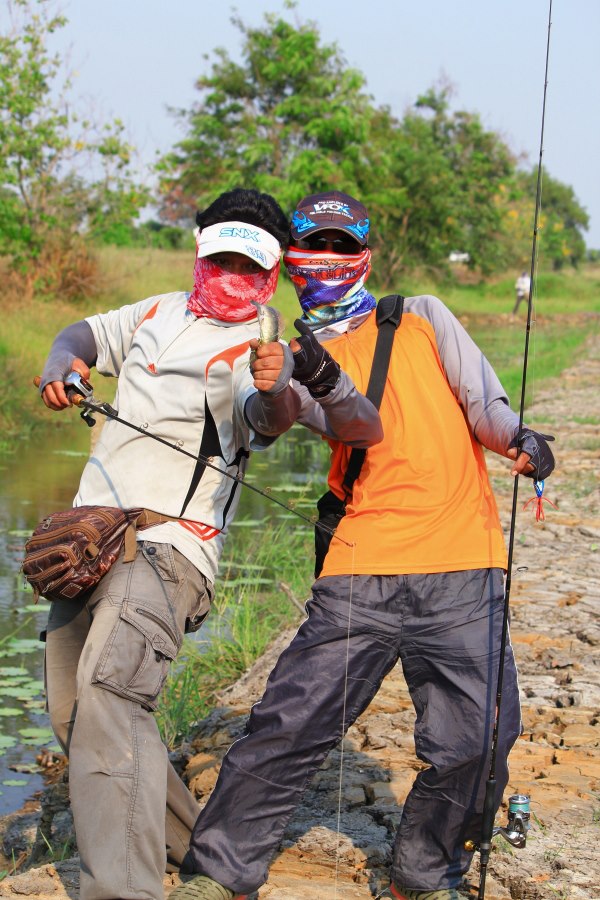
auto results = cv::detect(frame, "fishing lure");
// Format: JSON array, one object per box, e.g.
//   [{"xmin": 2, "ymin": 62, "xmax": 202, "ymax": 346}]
[{"xmin": 522, "ymin": 479, "xmax": 557, "ymax": 522}]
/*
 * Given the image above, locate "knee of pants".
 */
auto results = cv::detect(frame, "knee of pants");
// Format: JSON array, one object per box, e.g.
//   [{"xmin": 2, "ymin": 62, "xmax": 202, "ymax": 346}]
[{"xmin": 88, "ymin": 598, "xmax": 182, "ymax": 711}]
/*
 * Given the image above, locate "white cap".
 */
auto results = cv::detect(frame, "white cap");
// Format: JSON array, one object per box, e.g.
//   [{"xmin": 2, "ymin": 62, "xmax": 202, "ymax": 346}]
[{"xmin": 196, "ymin": 221, "xmax": 280, "ymax": 270}]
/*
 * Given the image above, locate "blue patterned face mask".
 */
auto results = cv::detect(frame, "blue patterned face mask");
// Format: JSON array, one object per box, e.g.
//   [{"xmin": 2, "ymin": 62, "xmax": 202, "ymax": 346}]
[{"xmin": 283, "ymin": 246, "xmax": 376, "ymax": 327}]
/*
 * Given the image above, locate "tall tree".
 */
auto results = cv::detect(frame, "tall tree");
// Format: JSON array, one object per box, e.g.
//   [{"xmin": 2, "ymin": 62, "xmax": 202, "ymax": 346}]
[
  {"xmin": 0, "ymin": 0, "xmax": 147, "ymax": 292},
  {"xmin": 517, "ymin": 169, "xmax": 588, "ymax": 269},
  {"xmin": 158, "ymin": 9, "xmax": 588, "ymax": 281},
  {"xmin": 158, "ymin": 11, "xmax": 374, "ymax": 223}
]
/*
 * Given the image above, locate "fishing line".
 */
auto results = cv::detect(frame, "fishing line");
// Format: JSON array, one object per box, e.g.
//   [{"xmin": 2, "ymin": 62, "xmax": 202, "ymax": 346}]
[
  {"xmin": 476, "ymin": 3, "xmax": 553, "ymax": 898},
  {"xmin": 67, "ymin": 391, "xmax": 353, "ymax": 546}
]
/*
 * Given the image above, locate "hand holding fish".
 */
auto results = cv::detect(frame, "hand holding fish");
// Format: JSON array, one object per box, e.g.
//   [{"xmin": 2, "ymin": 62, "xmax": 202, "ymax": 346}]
[
  {"xmin": 249, "ymin": 339, "xmax": 294, "ymax": 392},
  {"xmin": 249, "ymin": 300, "xmax": 296, "ymax": 392}
]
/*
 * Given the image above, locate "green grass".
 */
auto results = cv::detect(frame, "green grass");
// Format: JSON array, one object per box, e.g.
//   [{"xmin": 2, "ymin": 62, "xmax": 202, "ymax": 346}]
[
  {"xmin": 467, "ymin": 321, "xmax": 595, "ymax": 408},
  {"xmin": 156, "ymin": 520, "xmax": 313, "ymax": 748}
]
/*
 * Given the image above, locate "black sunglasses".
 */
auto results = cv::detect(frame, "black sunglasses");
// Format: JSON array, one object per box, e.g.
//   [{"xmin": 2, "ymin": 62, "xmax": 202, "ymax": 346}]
[{"xmin": 295, "ymin": 234, "xmax": 363, "ymax": 255}]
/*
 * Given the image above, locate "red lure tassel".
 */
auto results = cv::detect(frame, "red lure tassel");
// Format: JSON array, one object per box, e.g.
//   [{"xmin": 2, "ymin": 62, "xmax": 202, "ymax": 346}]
[{"xmin": 523, "ymin": 479, "xmax": 557, "ymax": 522}]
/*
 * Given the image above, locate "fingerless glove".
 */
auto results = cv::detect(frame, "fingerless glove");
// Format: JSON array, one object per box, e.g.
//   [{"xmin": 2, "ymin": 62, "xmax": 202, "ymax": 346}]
[
  {"xmin": 292, "ymin": 319, "xmax": 341, "ymax": 398},
  {"xmin": 508, "ymin": 427, "xmax": 555, "ymax": 480}
]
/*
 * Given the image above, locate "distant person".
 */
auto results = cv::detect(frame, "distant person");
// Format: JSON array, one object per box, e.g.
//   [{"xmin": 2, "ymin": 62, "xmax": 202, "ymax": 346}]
[
  {"xmin": 37, "ymin": 187, "xmax": 382, "ymax": 900},
  {"xmin": 513, "ymin": 270, "xmax": 531, "ymax": 314},
  {"xmin": 170, "ymin": 191, "xmax": 555, "ymax": 900}
]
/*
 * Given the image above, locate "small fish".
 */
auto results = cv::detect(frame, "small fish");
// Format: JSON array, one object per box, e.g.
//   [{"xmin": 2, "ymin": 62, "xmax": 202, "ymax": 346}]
[{"xmin": 250, "ymin": 301, "xmax": 284, "ymax": 364}]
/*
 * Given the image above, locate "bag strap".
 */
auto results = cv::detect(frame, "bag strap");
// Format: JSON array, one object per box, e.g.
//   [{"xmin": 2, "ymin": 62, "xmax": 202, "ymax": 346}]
[
  {"xmin": 123, "ymin": 508, "xmax": 181, "ymax": 563},
  {"xmin": 341, "ymin": 294, "xmax": 404, "ymax": 496}
]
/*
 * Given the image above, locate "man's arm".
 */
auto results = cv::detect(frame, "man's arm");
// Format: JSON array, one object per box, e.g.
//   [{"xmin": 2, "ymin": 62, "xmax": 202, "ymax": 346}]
[
  {"xmin": 411, "ymin": 294, "xmax": 554, "ymax": 479},
  {"xmin": 39, "ymin": 295, "xmax": 165, "ymax": 411},
  {"xmin": 39, "ymin": 321, "xmax": 98, "ymax": 410},
  {"xmin": 244, "ymin": 333, "xmax": 383, "ymax": 449},
  {"xmin": 244, "ymin": 341, "xmax": 301, "ymax": 440}
]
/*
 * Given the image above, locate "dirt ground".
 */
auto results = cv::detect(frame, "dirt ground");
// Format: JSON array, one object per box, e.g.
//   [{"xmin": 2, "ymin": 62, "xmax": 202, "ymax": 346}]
[{"xmin": 1, "ymin": 330, "xmax": 599, "ymax": 900}]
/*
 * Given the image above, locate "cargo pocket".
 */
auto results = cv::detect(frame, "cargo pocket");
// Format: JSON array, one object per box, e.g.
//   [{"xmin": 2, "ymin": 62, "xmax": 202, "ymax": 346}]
[
  {"xmin": 141, "ymin": 542, "xmax": 179, "ymax": 583},
  {"xmin": 92, "ymin": 599, "xmax": 181, "ymax": 710}
]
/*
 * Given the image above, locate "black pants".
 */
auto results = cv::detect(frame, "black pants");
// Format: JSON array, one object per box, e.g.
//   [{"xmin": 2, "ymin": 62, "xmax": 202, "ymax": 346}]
[{"xmin": 184, "ymin": 570, "xmax": 521, "ymax": 893}]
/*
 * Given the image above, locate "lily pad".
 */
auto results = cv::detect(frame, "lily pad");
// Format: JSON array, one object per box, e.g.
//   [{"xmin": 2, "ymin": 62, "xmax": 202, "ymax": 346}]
[
  {"xmin": 0, "ymin": 667, "xmax": 29, "ymax": 677},
  {"xmin": 17, "ymin": 604, "xmax": 50, "ymax": 613},
  {"xmin": 4, "ymin": 638, "xmax": 41, "ymax": 655},
  {"xmin": 0, "ymin": 708, "xmax": 23, "ymax": 717},
  {"xmin": 223, "ymin": 577, "xmax": 273, "ymax": 588},
  {"xmin": 23, "ymin": 700, "xmax": 46, "ymax": 713},
  {"xmin": 0, "ymin": 734, "xmax": 17, "ymax": 750},
  {"xmin": 18, "ymin": 726, "xmax": 54, "ymax": 741},
  {"xmin": 229, "ymin": 518, "xmax": 268, "ymax": 527},
  {"xmin": 53, "ymin": 449, "xmax": 87, "ymax": 457},
  {"xmin": 2, "ymin": 779, "xmax": 28, "ymax": 787}
]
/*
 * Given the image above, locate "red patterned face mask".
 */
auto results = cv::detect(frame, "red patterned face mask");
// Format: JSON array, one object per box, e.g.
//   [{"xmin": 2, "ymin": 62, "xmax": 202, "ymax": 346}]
[{"xmin": 187, "ymin": 256, "xmax": 280, "ymax": 322}]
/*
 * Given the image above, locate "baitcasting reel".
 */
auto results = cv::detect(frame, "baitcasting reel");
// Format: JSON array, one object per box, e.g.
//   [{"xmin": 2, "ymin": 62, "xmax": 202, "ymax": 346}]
[{"xmin": 64, "ymin": 371, "xmax": 97, "ymax": 427}]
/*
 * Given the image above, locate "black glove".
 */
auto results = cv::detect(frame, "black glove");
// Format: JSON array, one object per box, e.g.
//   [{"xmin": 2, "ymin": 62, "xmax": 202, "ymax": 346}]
[
  {"xmin": 292, "ymin": 319, "xmax": 341, "ymax": 398},
  {"xmin": 508, "ymin": 428, "xmax": 555, "ymax": 480}
]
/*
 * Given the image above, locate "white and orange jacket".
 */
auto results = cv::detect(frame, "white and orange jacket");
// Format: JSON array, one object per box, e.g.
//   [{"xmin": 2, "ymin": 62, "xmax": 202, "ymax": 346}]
[{"xmin": 74, "ymin": 292, "xmax": 381, "ymax": 583}]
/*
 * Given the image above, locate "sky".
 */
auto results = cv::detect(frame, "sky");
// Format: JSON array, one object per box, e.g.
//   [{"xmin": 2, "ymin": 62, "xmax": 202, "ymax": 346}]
[{"xmin": 11, "ymin": 0, "xmax": 600, "ymax": 247}]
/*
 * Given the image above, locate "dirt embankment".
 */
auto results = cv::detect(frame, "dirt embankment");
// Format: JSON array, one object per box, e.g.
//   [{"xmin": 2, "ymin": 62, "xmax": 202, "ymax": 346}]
[{"xmin": 1, "ymin": 334, "xmax": 599, "ymax": 900}]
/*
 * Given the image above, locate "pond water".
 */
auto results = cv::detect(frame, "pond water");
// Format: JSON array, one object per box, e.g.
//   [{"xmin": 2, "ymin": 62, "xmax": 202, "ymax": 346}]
[{"xmin": 0, "ymin": 415, "xmax": 329, "ymax": 816}]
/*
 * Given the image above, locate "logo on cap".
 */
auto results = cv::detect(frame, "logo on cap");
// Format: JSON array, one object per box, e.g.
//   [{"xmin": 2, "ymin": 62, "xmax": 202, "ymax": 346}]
[
  {"xmin": 219, "ymin": 226, "xmax": 261, "ymax": 242},
  {"xmin": 313, "ymin": 200, "xmax": 352, "ymax": 219}
]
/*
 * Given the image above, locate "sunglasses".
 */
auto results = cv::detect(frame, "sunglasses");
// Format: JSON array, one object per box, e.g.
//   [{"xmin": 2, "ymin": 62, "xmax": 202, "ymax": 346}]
[{"xmin": 295, "ymin": 234, "xmax": 363, "ymax": 255}]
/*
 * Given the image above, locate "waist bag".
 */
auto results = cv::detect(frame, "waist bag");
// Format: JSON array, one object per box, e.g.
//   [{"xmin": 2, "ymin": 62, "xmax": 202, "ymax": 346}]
[
  {"xmin": 314, "ymin": 294, "xmax": 404, "ymax": 578},
  {"xmin": 22, "ymin": 506, "xmax": 176, "ymax": 602}
]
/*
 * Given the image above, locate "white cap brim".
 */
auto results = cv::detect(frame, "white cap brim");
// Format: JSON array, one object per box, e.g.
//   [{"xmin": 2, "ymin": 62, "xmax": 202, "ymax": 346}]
[{"xmin": 196, "ymin": 221, "xmax": 280, "ymax": 270}]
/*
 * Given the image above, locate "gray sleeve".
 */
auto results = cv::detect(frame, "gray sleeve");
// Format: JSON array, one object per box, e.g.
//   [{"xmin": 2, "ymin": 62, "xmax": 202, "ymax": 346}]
[
  {"xmin": 39, "ymin": 321, "xmax": 98, "ymax": 392},
  {"xmin": 244, "ymin": 344, "xmax": 302, "ymax": 439},
  {"xmin": 473, "ymin": 397, "xmax": 520, "ymax": 457},
  {"xmin": 295, "ymin": 371, "xmax": 384, "ymax": 448},
  {"xmin": 409, "ymin": 295, "xmax": 517, "ymax": 456}
]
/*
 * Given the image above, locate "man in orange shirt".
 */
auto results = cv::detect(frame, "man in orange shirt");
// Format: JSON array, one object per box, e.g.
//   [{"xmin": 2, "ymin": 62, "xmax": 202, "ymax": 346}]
[{"xmin": 172, "ymin": 192, "xmax": 555, "ymax": 900}]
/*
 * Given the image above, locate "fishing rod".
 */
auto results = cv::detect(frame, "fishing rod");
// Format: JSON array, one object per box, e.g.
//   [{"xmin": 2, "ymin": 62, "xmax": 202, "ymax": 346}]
[
  {"xmin": 471, "ymin": 3, "xmax": 553, "ymax": 897},
  {"xmin": 35, "ymin": 371, "xmax": 351, "ymax": 545}
]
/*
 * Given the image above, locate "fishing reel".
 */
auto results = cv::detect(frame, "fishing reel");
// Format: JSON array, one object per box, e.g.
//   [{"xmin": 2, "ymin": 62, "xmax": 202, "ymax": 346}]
[
  {"xmin": 64, "ymin": 371, "xmax": 97, "ymax": 427},
  {"xmin": 465, "ymin": 794, "xmax": 530, "ymax": 853}
]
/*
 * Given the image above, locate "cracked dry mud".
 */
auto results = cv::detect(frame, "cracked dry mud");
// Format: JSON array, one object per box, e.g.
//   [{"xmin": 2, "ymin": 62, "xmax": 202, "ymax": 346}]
[{"xmin": 2, "ymin": 329, "xmax": 599, "ymax": 900}]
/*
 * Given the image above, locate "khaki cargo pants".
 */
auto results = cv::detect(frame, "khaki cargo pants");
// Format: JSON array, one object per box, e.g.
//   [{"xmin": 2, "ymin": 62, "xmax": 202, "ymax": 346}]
[{"xmin": 45, "ymin": 541, "xmax": 212, "ymax": 900}]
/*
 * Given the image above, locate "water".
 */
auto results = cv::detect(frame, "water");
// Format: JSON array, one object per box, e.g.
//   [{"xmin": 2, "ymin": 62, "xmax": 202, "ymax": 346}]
[{"xmin": 0, "ymin": 417, "xmax": 329, "ymax": 816}]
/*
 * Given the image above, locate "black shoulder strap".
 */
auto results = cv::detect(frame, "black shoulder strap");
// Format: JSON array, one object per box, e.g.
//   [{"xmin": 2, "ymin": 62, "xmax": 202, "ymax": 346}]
[{"xmin": 341, "ymin": 294, "xmax": 404, "ymax": 496}]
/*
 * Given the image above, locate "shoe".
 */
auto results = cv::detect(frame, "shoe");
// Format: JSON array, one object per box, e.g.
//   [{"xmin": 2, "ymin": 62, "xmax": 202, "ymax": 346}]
[
  {"xmin": 168, "ymin": 874, "xmax": 247, "ymax": 900},
  {"xmin": 389, "ymin": 885, "xmax": 470, "ymax": 900}
]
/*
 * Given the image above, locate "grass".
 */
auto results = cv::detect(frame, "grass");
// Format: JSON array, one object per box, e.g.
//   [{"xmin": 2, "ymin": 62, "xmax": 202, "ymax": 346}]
[{"xmin": 155, "ymin": 519, "xmax": 314, "ymax": 748}]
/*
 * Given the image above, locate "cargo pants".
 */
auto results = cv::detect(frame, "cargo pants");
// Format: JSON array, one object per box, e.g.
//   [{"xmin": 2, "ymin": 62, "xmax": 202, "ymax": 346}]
[
  {"xmin": 183, "ymin": 569, "xmax": 521, "ymax": 894},
  {"xmin": 45, "ymin": 541, "xmax": 212, "ymax": 900}
]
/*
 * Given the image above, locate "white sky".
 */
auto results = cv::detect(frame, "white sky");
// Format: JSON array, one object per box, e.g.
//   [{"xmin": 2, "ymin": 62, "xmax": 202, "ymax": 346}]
[{"xmin": 9, "ymin": 0, "xmax": 600, "ymax": 247}]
